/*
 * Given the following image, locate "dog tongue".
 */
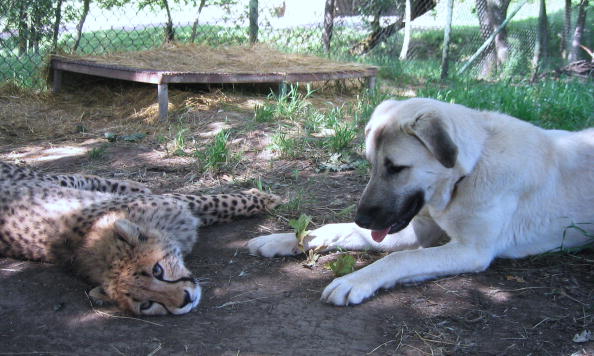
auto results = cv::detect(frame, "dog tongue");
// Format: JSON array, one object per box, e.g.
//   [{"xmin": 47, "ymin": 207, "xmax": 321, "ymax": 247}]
[{"xmin": 371, "ymin": 228, "xmax": 390, "ymax": 242}]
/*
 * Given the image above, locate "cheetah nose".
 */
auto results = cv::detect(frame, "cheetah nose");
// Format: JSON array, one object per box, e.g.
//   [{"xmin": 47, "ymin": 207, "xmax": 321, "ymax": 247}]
[{"xmin": 180, "ymin": 290, "xmax": 194, "ymax": 308}]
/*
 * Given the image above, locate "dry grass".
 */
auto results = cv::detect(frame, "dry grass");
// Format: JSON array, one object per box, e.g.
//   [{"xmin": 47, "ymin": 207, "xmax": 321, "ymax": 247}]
[
  {"xmin": 54, "ymin": 43, "xmax": 374, "ymax": 74},
  {"xmin": 0, "ymin": 81, "xmax": 242, "ymax": 144}
]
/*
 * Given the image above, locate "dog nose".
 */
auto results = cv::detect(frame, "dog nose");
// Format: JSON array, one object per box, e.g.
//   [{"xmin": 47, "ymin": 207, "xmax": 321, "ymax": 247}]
[
  {"xmin": 355, "ymin": 205, "xmax": 380, "ymax": 229},
  {"xmin": 180, "ymin": 290, "xmax": 194, "ymax": 308}
]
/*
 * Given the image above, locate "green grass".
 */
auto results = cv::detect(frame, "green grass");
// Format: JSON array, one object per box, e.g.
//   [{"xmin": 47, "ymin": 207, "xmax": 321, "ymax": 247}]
[
  {"xmin": 88, "ymin": 144, "xmax": 108, "ymax": 160},
  {"xmin": 194, "ymin": 129, "xmax": 236, "ymax": 172},
  {"xmin": 418, "ymin": 79, "xmax": 594, "ymax": 130}
]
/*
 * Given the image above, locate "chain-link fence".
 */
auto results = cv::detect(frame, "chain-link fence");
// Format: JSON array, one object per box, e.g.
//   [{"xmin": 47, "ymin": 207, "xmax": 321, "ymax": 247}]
[{"xmin": 1, "ymin": 0, "xmax": 592, "ymax": 88}]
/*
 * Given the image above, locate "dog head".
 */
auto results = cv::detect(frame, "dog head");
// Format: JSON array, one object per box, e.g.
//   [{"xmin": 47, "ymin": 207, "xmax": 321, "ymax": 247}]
[{"xmin": 356, "ymin": 99, "xmax": 460, "ymax": 242}]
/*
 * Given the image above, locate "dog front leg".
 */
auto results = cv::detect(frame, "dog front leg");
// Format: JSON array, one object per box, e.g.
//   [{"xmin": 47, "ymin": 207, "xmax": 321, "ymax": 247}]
[
  {"xmin": 321, "ymin": 241, "xmax": 496, "ymax": 306},
  {"xmin": 247, "ymin": 222, "xmax": 422, "ymax": 257}
]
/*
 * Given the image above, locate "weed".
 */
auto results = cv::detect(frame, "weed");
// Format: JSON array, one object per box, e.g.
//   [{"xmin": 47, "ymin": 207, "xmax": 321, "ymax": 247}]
[
  {"xmin": 326, "ymin": 253, "xmax": 357, "ymax": 277},
  {"xmin": 253, "ymin": 84, "xmax": 314, "ymax": 123},
  {"xmin": 88, "ymin": 144, "xmax": 108, "ymax": 160},
  {"xmin": 171, "ymin": 127, "xmax": 189, "ymax": 156},
  {"xmin": 276, "ymin": 189, "xmax": 310, "ymax": 217},
  {"xmin": 324, "ymin": 123, "xmax": 358, "ymax": 153},
  {"xmin": 288, "ymin": 214, "xmax": 312, "ymax": 247},
  {"xmin": 288, "ymin": 214, "xmax": 322, "ymax": 267},
  {"xmin": 269, "ymin": 131, "xmax": 304, "ymax": 158},
  {"xmin": 253, "ymin": 103, "xmax": 276, "ymax": 123},
  {"xmin": 195, "ymin": 129, "xmax": 234, "ymax": 172},
  {"xmin": 335, "ymin": 204, "xmax": 356, "ymax": 220}
]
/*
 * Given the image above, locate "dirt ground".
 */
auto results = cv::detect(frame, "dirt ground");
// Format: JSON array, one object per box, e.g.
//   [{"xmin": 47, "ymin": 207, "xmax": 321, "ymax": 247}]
[{"xmin": 0, "ymin": 82, "xmax": 593, "ymax": 355}]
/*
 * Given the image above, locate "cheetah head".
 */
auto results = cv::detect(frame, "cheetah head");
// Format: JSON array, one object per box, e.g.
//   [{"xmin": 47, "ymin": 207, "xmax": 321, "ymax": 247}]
[{"xmin": 92, "ymin": 219, "xmax": 201, "ymax": 316}]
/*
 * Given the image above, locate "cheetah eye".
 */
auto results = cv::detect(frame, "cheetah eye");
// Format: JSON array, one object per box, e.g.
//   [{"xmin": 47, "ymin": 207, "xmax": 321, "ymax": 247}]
[
  {"xmin": 384, "ymin": 158, "xmax": 408, "ymax": 175},
  {"xmin": 139, "ymin": 301, "xmax": 154, "ymax": 311},
  {"xmin": 152, "ymin": 263, "xmax": 164, "ymax": 279}
]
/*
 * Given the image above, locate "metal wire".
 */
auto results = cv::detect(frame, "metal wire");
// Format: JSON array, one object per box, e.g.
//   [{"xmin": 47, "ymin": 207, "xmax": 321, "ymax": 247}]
[{"xmin": 0, "ymin": 0, "xmax": 581, "ymax": 88}]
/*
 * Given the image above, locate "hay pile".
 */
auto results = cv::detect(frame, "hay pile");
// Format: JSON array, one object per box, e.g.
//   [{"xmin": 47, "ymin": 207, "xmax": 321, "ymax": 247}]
[{"xmin": 54, "ymin": 43, "xmax": 374, "ymax": 74}]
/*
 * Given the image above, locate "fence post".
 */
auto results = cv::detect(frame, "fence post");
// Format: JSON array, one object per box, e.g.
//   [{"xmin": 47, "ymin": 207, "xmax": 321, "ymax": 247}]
[{"xmin": 249, "ymin": 0, "xmax": 259, "ymax": 44}]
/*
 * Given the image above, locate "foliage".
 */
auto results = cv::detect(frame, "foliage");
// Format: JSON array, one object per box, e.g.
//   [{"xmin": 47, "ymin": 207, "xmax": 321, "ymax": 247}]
[
  {"xmin": 418, "ymin": 79, "xmax": 594, "ymax": 130},
  {"xmin": 326, "ymin": 253, "xmax": 357, "ymax": 277},
  {"xmin": 288, "ymin": 214, "xmax": 312, "ymax": 247},
  {"xmin": 194, "ymin": 129, "xmax": 234, "ymax": 172}
]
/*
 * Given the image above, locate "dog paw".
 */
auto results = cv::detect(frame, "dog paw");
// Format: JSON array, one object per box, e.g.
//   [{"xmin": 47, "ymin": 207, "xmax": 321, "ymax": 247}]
[
  {"xmin": 320, "ymin": 273, "xmax": 377, "ymax": 306},
  {"xmin": 247, "ymin": 233, "xmax": 301, "ymax": 257}
]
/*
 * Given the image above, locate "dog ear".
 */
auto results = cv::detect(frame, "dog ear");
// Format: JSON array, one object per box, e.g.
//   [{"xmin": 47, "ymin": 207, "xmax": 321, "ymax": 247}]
[{"xmin": 408, "ymin": 112, "xmax": 458, "ymax": 168}]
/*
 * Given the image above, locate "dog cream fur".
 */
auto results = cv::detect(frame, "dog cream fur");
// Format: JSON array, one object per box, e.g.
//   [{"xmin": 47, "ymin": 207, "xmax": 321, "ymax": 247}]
[{"xmin": 249, "ymin": 98, "xmax": 594, "ymax": 306}]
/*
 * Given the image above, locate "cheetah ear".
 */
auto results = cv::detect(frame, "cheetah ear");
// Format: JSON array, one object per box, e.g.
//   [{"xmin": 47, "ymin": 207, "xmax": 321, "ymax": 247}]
[
  {"xmin": 114, "ymin": 219, "xmax": 141, "ymax": 246},
  {"xmin": 88, "ymin": 286, "xmax": 113, "ymax": 306}
]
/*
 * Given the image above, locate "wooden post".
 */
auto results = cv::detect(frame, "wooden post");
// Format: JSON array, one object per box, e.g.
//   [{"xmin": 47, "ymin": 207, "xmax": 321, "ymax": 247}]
[
  {"xmin": 158, "ymin": 83, "xmax": 168, "ymax": 121},
  {"xmin": 52, "ymin": 69, "xmax": 62, "ymax": 92},
  {"xmin": 367, "ymin": 76, "xmax": 376, "ymax": 92},
  {"xmin": 279, "ymin": 81, "xmax": 288, "ymax": 97}
]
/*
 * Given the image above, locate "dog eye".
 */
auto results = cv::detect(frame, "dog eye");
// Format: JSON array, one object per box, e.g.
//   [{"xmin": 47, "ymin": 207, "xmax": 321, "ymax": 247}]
[
  {"xmin": 384, "ymin": 159, "xmax": 407, "ymax": 175},
  {"xmin": 139, "ymin": 301, "xmax": 154, "ymax": 310},
  {"xmin": 152, "ymin": 263, "xmax": 164, "ymax": 279}
]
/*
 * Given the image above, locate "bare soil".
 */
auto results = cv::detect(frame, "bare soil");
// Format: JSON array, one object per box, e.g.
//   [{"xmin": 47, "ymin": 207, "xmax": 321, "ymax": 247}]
[{"xmin": 0, "ymin": 83, "xmax": 592, "ymax": 355}]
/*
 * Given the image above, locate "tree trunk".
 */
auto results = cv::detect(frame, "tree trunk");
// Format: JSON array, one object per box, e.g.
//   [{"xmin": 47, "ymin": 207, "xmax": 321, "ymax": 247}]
[
  {"xmin": 74, "ymin": 0, "xmax": 91, "ymax": 51},
  {"xmin": 458, "ymin": 0, "xmax": 526, "ymax": 75},
  {"xmin": 322, "ymin": 0, "xmax": 335, "ymax": 53},
  {"xmin": 52, "ymin": 0, "xmax": 64, "ymax": 50},
  {"xmin": 350, "ymin": 0, "xmax": 436, "ymax": 56},
  {"xmin": 440, "ymin": 0, "xmax": 455, "ymax": 79},
  {"xmin": 562, "ymin": 0, "xmax": 572, "ymax": 59},
  {"xmin": 17, "ymin": 2, "xmax": 28, "ymax": 55},
  {"xmin": 475, "ymin": 0, "xmax": 511, "ymax": 77},
  {"xmin": 163, "ymin": 0, "xmax": 175, "ymax": 42},
  {"xmin": 399, "ymin": 0, "xmax": 412, "ymax": 60},
  {"xmin": 31, "ymin": 3, "xmax": 43, "ymax": 54},
  {"xmin": 569, "ymin": 0, "xmax": 589, "ymax": 62},
  {"xmin": 531, "ymin": 0, "xmax": 548, "ymax": 77},
  {"xmin": 190, "ymin": 0, "xmax": 207, "ymax": 43},
  {"xmin": 249, "ymin": 0, "xmax": 258, "ymax": 44}
]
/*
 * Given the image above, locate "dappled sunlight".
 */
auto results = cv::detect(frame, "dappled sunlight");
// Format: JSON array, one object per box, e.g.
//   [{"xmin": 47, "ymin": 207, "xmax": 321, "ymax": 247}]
[
  {"xmin": 4, "ymin": 143, "xmax": 92, "ymax": 162},
  {"xmin": 0, "ymin": 260, "xmax": 33, "ymax": 277},
  {"xmin": 476, "ymin": 284, "xmax": 513, "ymax": 303},
  {"xmin": 197, "ymin": 121, "xmax": 233, "ymax": 138}
]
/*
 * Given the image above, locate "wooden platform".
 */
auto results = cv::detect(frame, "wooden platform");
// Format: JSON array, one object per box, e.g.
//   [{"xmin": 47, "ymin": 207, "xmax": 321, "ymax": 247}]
[{"xmin": 51, "ymin": 50, "xmax": 377, "ymax": 121}]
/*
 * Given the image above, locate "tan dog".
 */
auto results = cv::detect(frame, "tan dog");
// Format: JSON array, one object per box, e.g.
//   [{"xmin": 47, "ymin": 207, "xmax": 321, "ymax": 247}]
[{"xmin": 249, "ymin": 98, "xmax": 594, "ymax": 306}]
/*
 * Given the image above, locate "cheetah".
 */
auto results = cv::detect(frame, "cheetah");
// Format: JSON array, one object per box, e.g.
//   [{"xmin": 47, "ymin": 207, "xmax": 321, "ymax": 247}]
[{"xmin": 0, "ymin": 161, "xmax": 280, "ymax": 315}]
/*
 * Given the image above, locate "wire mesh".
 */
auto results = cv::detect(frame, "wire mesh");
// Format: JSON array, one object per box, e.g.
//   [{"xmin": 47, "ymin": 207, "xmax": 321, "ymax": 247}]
[{"xmin": 0, "ymin": 0, "xmax": 591, "ymax": 88}]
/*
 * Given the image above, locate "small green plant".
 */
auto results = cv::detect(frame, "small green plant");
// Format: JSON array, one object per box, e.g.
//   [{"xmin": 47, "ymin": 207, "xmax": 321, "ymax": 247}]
[
  {"xmin": 288, "ymin": 214, "xmax": 322, "ymax": 267},
  {"xmin": 335, "ymin": 204, "xmax": 356, "ymax": 220},
  {"xmin": 252, "ymin": 84, "xmax": 315, "ymax": 123},
  {"xmin": 253, "ymin": 103, "xmax": 276, "ymax": 122},
  {"xmin": 172, "ymin": 127, "xmax": 189, "ymax": 156},
  {"xmin": 277, "ymin": 189, "xmax": 309, "ymax": 216},
  {"xmin": 88, "ymin": 144, "xmax": 108, "ymax": 160},
  {"xmin": 325, "ymin": 123, "xmax": 358, "ymax": 153},
  {"xmin": 270, "ymin": 131, "xmax": 303, "ymax": 158},
  {"xmin": 326, "ymin": 253, "xmax": 357, "ymax": 277},
  {"xmin": 195, "ymin": 129, "xmax": 233, "ymax": 172},
  {"xmin": 288, "ymin": 213, "xmax": 312, "ymax": 248}
]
